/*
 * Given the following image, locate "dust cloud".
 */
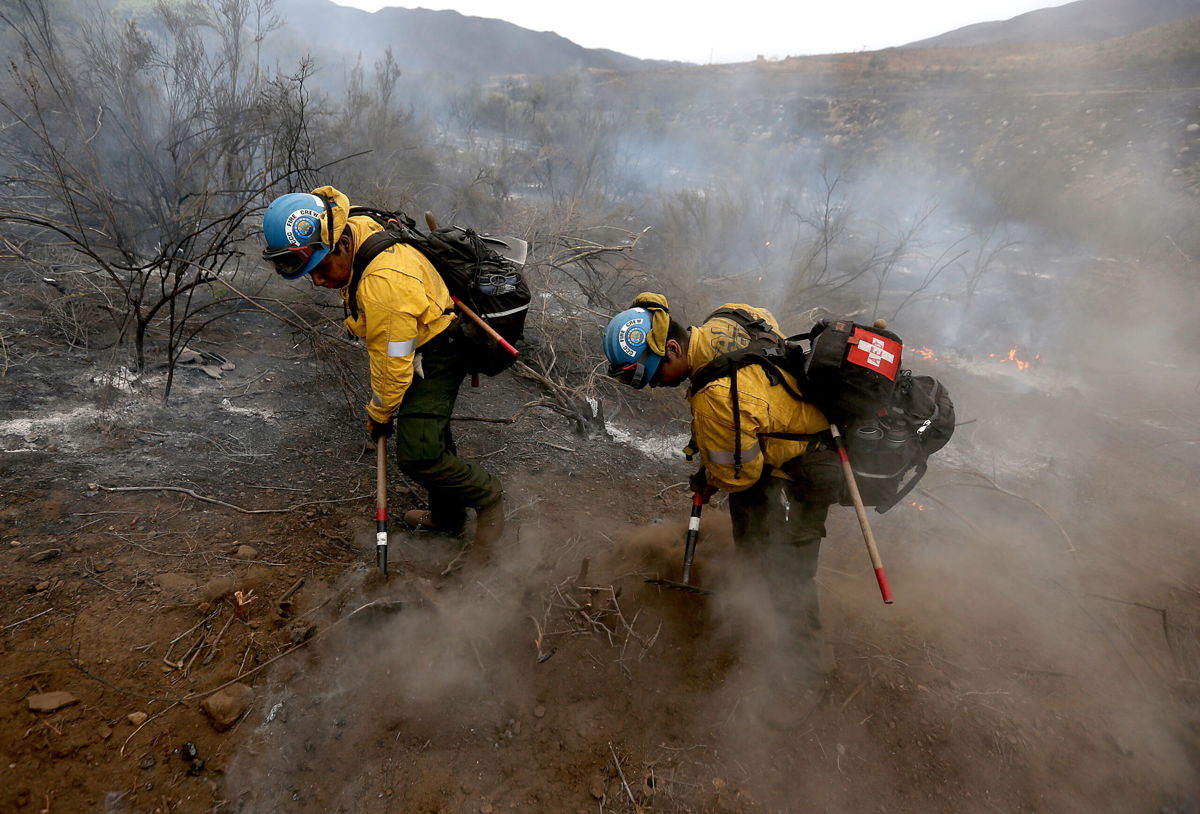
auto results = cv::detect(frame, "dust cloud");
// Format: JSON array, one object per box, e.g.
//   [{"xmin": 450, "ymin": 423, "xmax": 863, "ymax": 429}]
[{"xmin": 228, "ymin": 22, "xmax": 1200, "ymax": 814}]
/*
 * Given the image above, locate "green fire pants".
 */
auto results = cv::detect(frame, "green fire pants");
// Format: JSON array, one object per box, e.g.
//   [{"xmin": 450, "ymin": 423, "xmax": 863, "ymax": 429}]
[{"xmin": 391, "ymin": 338, "xmax": 501, "ymax": 533}]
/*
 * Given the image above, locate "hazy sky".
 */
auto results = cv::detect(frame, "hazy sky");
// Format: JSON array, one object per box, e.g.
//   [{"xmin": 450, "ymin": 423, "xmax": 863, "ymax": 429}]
[{"xmin": 329, "ymin": 1, "xmax": 1078, "ymax": 63}]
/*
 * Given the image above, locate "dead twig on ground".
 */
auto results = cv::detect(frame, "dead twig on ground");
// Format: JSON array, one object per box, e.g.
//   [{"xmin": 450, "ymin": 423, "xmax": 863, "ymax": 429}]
[
  {"xmin": 2, "ymin": 609, "xmax": 54, "ymax": 631},
  {"xmin": 546, "ymin": 572, "xmax": 659, "ymax": 672},
  {"xmin": 451, "ymin": 402, "xmax": 540, "ymax": 424},
  {"xmin": 609, "ymin": 741, "xmax": 639, "ymax": 808},
  {"xmin": 120, "ymin": 702, "xmax": 180, "ymax": 756},
  {"xmin": 927, "ymin": 472, "xmax": 1075, "ymax": 553},
  {"xmin": 93, "ymin": 483, "xmax": 370, "ymax": 514},
  {"xmin": 202, "ymin": 612, "xmax": 236, "ymax": 667},
  {"xmin": 529, "ymin": 612, "xmax": 557, "ymax": 663}
]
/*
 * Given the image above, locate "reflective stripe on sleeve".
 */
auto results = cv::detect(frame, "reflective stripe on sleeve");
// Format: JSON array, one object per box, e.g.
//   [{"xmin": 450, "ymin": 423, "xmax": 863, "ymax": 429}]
[
  {"xmin": 706, "ymin": 442, "xmax": 761, "ymax": 466},
  {"xmin": 387, "ymin": 338, "xmax": 417, "ymax": 358}
]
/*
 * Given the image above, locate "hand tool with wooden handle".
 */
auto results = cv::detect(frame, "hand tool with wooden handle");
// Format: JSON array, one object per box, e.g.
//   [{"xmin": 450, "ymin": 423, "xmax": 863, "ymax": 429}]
[
  {"xmin": 376, "ymin": 440, "xmax": 389, "ymax": 576},
  {"xmin": 645, "ymin": 492, "xmax": 711, "ymax": 595},
  {"xmin": 830, "ymin": 424, "xmax": 893, "ymax": 604}
]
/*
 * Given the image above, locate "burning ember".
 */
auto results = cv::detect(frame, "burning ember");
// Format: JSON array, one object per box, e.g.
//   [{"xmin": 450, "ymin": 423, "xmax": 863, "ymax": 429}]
[
  {"xmin": 909, "ymin": 501, "xmax": 926, "ymax": 511},
  {"xmin": 989, "ymin": 347, "xmax": 1040, "ymax": 371},
  {"xmin": 911, "ymin": 346, "xmax": 937, "ymax": 361}
]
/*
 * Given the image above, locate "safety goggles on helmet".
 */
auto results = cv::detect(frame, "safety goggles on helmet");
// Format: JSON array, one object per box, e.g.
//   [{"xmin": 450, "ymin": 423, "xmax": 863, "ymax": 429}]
[
  {"xmin": 608, "ymin": 357, "xmax": 659, "ymax": 389},
  {"xmin": 601, "ymin": 306, "xmax": 663, "ymax": 389},
  {"xmin": 261, "ymin": 240, "xmax": 329, "ymax": 279}
]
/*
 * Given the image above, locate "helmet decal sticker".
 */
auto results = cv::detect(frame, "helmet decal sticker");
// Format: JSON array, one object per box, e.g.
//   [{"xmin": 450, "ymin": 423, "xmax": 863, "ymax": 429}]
[
  {"xmin": 285, "ymin": 209, "xmax": 322, "ymax": 246},
  {"xmin": 617, "ymin": 318, "xmax": 645, "ymax": 357}
]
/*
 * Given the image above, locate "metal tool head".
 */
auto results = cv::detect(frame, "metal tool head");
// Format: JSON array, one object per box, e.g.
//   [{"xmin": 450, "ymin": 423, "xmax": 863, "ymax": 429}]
[
  {"xmin": 346, "ymin": 599, "xmax": 406, "ymax": 624},
  {"xmin": 482, "ymin": 235, "xmax": 529, "ymax": 266},
  {"xmin": 644, "ymin": 577, "xmax": 711, "ymax": 595}
]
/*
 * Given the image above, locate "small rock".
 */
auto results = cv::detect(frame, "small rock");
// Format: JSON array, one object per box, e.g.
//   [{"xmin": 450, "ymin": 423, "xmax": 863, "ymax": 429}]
[
  {"xmin": 181, "ymin": 742, "xmax": 198, "ymax": 762},
  {"xmin": 98, "ymin": 725, "xmax": 112, "ymax": 739},
  {"xmin": 187, "ymin": 759, "xmax": 205, "ymax": 776},
  {"xmin": 28, "ymin": 548, "xmax": 61, "ymax": 563},
  {"xmin": 139, "ymin": 756, "xmax": 156, "ymax": 770},
  {"xmin": 27, "ymin": 691, "xmax": 79, "ymax": 713},
  {"xmin": 533, "ymin": 705, "xmax": 546, "ymax": 719},
  {"xmin": 1186, "ymin": 123, "xmax": 1200, "ymax": 133},
  {"xmin": 232, "ymin": 545, "xmax": 258, "ymax": 561},
  {"xmin": 128, "ymin": 711, "xmax": 148, "ymax": 726},
  {"xmin": 34, "ymin": 581, "xmax": 51, "ymax": 592},
  {"xmin": 9, "ymin": 540, "xmax": 21, "ymax": 547},
  {"xmin": 589, "ymin": 775, "xmax": 605, "ymax": 800},
  {"xmin": 287, "ymin": 622, "xmax": 315, "ymax": 646},
  {"xmin": 480, "ymin": 805, "xmax": 493, "ymax": 814},
  {"xmin": 200, "ymin": 683, "xmax": 254, "ymax": 731}
]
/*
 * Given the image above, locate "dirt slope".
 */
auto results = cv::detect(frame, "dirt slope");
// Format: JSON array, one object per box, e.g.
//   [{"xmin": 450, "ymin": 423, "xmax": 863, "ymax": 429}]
[{"xmin": 1, "ymin": 305, "xmax": 1198, "ymax": 814}]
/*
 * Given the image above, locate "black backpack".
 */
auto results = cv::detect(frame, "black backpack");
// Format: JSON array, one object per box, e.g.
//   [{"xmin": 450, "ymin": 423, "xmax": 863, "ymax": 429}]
[
  {"xmin": 689, "ymin": 309, "xmax": 954, "ymax": 512},
  {"xmin": 347, "ymin": 207, "xmax": 531, "ymax": 376},
  {"xmin": 838, "ymin": 371, "xmax": 955, "ymax": 513},
  {"xmin": 797, "ymin": 318, "xmax": 904, "ymax": 426}
]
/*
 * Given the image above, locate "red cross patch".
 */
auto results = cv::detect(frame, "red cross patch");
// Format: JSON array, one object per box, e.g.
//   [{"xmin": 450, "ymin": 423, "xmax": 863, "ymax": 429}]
[{"xmin": 846, "ymin": 328, "xmax": 901, "ymax": 380}]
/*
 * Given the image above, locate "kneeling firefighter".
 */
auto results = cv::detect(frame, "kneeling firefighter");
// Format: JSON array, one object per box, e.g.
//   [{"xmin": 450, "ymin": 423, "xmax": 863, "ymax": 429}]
[
  {"xmin": 261, "ymin": 186, "xmax": 504, "ymax": 558},
  {"xmin": 602, "ymin": 294, "xmax": 843, "ymax": 657}
]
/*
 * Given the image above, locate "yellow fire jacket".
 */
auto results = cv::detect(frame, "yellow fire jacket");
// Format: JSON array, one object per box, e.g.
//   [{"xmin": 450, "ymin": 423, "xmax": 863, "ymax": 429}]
[
  {"xmin": 340, "ymin": 216, "xmax": 455, "ymax": 423},
  {"xmin": 686, "ymin": 305, "xmax": 830, "ymax": 493}
]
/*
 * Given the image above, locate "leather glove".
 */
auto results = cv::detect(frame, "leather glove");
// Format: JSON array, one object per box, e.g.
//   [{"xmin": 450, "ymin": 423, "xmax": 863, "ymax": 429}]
[
  {"xmin": 367, "ymin": 417, "xmax": 394, "ymax": 441},
  {"xmin": 689, "ymin": 466, "xmax": 719, "ymax": 504}
]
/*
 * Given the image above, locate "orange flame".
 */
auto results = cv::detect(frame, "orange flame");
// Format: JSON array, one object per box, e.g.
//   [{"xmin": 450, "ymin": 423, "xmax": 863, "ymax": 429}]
[
  {"xmin": 989, "ymin": 347, "xmax": 1039, "ymax": 371},
  {"xmin": 909, "ymin": 501, "xmax": 926, "ymax": 511},
  {"xmin": 911, "ymin": 346, "xmax": 936, "ymax": 361}
]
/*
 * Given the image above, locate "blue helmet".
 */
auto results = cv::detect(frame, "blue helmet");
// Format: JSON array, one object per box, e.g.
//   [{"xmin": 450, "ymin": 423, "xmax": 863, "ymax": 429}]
[
  {"xmin": 261, "ymin": 192, "xmax": 333, "ymax": 279},
  {"xmin": 602, "ymin": 307, "xmax": 663, "ymax": 389}
]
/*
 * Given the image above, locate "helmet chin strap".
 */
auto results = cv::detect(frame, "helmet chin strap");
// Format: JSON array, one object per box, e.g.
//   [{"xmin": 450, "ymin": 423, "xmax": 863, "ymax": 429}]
[{"xmin": 627, "ymin": 343, "xmax": 661, "ymax": 388}]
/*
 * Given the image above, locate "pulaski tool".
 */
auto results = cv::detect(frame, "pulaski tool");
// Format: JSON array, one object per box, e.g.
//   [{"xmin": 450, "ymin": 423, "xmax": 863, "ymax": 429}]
[
  {"xmin": 375, "ymin": 439, "xmax": 389, "ymax": 576},
  {"xmin": 645, "ymin": 492, "xmax": 711, "ymax": 595}
]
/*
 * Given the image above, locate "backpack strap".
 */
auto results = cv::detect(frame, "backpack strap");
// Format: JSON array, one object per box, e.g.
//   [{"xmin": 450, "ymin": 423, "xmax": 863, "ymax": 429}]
[
  {"xmin": 704, "ymin": 306, "xmax": 772, "ymax": 333},
  {"xmin": 346, "ymin": 230, "xmax": 406, "ymax": 322},
  {"xmin": 342, "ymin": 207, "xmax": 425, "ymax": 321},
  {"xmin": 691, "ymin": 348, "xmax": 805, "ymax": 402}
]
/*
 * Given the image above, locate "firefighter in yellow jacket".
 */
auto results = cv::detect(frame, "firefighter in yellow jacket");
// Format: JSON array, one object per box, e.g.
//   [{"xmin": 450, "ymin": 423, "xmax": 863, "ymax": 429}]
[
  {"xmin": 262, "ymin": 186, "xmax": 504, "ymax": 556},
  {"xmin": 602, "ymin": 293, "xmax": 842, "ymax": 646}
]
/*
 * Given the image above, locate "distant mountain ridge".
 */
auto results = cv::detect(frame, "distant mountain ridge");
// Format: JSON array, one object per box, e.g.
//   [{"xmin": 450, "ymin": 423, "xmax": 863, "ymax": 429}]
[
  {"xmin": 903, "ymin": 0, "xmax": 1200, "ymax": 49},
  {"xmin": 266, "ymin": 0, "xmax": 1200, "ymax": 87},
  {"xmin": 271, "ymin": 0, "xmax": 678, "ymax": 82}
]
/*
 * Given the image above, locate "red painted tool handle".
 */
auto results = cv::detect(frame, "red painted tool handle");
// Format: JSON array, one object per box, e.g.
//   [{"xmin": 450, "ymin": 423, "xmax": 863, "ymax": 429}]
[
  {"xmin": 452, "ymin": 296, "xmax": 519, "ymax": 358},
  {"xmin": 376, "ymin": 441, "xmax": 388, "ymax": 577},
  {"xmin": 830, "ymin": 424, "xmax": 893, "ymax": 604},
  {"xmin": 874, "ymin": 567, "xmax": 892, "ymax": 604}
]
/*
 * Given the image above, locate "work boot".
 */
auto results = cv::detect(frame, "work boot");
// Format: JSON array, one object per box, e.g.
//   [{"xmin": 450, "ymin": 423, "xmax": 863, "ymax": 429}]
[
  {"xmin": 474, "ymin": 497, "xmax": 505, "ymax": 545},
  {"xmin": 403, "ymin": 509, "xmax": 436, "ymax": 529},
  {"xmin": 469, "ymin": 496, "xmax": 505, "ymax": 561}
]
